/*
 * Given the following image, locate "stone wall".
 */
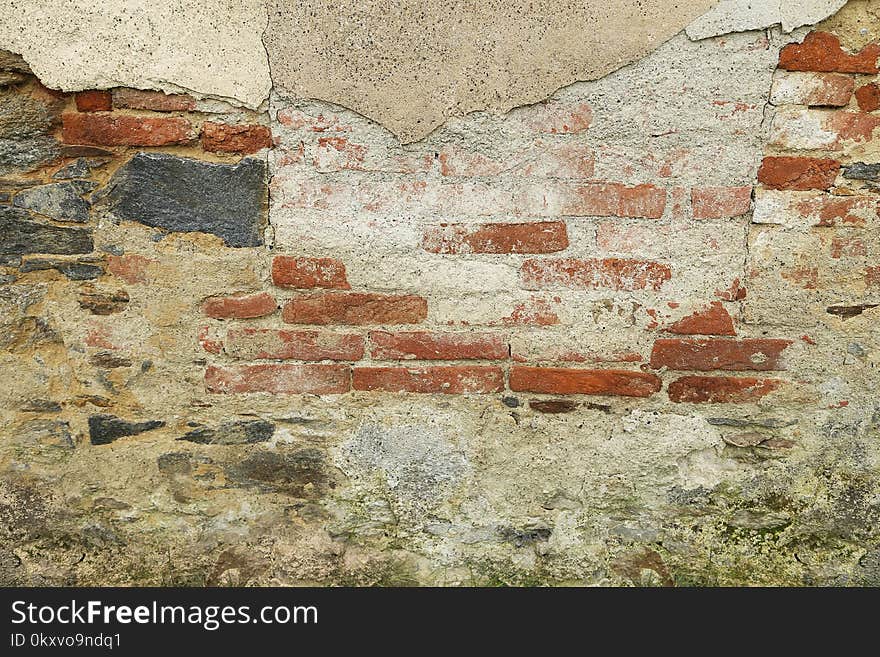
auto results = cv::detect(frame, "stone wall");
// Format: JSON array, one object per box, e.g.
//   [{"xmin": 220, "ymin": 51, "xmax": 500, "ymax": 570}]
[{"xmin": 1, "ymin": 4, "xmax": 879, "ymax": 586}]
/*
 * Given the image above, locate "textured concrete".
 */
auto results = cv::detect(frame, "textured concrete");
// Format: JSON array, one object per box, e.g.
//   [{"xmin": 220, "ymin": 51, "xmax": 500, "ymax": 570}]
[
  {"xmin": 687, "ymin": 0, "xmax": 848, "ymax": 39},
  {"xmin": 265, "ymin": 0, "xmax": 718, "ymax": 141},
  {"xmin": 0, "ymin": 0, "xmax": 270, "ymax": 108}
]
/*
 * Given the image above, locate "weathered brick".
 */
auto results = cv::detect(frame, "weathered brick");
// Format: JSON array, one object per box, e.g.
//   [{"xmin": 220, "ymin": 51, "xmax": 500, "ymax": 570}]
[
  {"xmin": 75, "ymin": 90, "xmax": 112, "ymax": 112},
  {"xmin": 205, "ymin": 364, "xmax": 350, "ymax": 394},
  {"xmin": 226, "ymin": 328, "xmax": 364, "ymax": 361},
  {"xmin": 62, "ymin": 113, "xmax": 191, "ymax": 146},
  {"xmin": 691, "ymin": 187, "xmax": 752, "ymax": 219},
  {"xmin": 521, "ymin": 258, "xmax": 671, "ymax": 291},
  {"xmin": 422, "ymin": 222, "xmax": 568, "ymax": 254},
  {"xmin": 352, "ymin": 366, "xmax": 504, "ymax": 393},
  {"xmin": 650, "ymin": 338, "xmax": 791, "ymax": 371},
  {"xmin": 202, "ymin": 292, "xmax": 277, "ymax": 319},
  {"xmin": 557, "ymin": 183, "xmax": 667, "ymax": 218},
  {"xmin": 770, "ymin": 109, "xmax": 880, "ymax": 150},
  {"xmin": 313, "ymin": 136, "xmax": 368, "ymax": 171},
  {"xmin": 757, "ymin": 156, "xmax": 840, "ymax": 191},
  {"xmin": 282, "ymin": 293, "xmax": 427, "ymax": 325},
  {"xmin": 855, "ymin": 83, "xmax": 880, "ymax": 112},
  {"xmin": 509, "ymin": 367, "xmax": 661, "ymax": 397},
  {"xmin": 272, "ymin": 255, "xmax": 350, "ymax": 289},
  {"xmin": 668, "ymin": 376, "xmax": 783, "ymax": 403},
  {"xmin": 107, "ymin": 254, "xmax": 154, "ymax": 284},
  {"xmin": 769, "ymin": 72, "xmax": 855, "ymax": 107},
  {"xmin": 520, "ymin": 101, "xmax": 593, "ymax": 134},
  {"xmin": 830, "ymin": 236, "xmax": 867, "ymax": 259},
  {"xmin": 666, "ymin": 302, "xmax": 736, "ymax": 336},
  {"xmin": 369, "ymin": 331, "xmax": 508, "ymax": 360},
  {"xmin": 202, "ymin": 122, "xmax": 272, "ymax": 154},
  {"xmin": 779, "ymin": 32, "xmax": 880, "ymax": 74},
  {"xmin": 112, "ymin": 88, "xmax": 196, "ymax": 111},
  {"xmin": 753, "ymin": 190, "xmax": 878, "ymax": 228}
]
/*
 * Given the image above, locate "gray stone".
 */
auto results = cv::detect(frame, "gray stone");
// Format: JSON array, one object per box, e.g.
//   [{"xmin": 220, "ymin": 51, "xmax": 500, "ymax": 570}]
[
  {"xmin": 0, "ymin": 206, "xmax": 93, "ymax": 255},
  {"xmin": 843, "ymin": 163, "xmax": 880, "ymax": 182},
  {"xmin": 13, "ymin": 180, "xmax": 95, "ymax": 222},
  {"xmin": 20, "ymin": 419, "xmax": 74, "ymax": 450},
  {"xmin": 20, "ymin": 399, "xmax": 62, "ymax": 412},
  {"xmin": 88, "ymin": 414, "xmax": 165, "ymax": 445},
  {"xmin": 101, "ymin": 152, "xmax": 267, "ymax": 248},
  {"xmin": 0, "ymin": 86, "xmax": 62, "ymax": 175},
  {"xmin": 19, "ymin": 258, "xmax": 102, "ymax": 280},
  {"xmin": 178, "ymin": 419, "xmax": 275, "ymax": 445},
  {"xmin": 53, "ymin": 158, "xmax": 107, "ymax": 180}
]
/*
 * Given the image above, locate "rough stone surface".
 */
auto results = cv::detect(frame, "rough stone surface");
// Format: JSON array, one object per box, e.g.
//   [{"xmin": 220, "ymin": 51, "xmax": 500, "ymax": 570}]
[
  {"xmin": 0, "ymin": 206, "xmax": 93, "ymax": 255},
  {"xmin": 101, "ymin": 152, "xmax": 267, "ymax": 247},
  {"xmin": 687, "ymin": 0, "xmax": 848, "ymax": 39},
  {"xmin": 13, "ymin": 181, "xmax": 94, "ymax": 223}
]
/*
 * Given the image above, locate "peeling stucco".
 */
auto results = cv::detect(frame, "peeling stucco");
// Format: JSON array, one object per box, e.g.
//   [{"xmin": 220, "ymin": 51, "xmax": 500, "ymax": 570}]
[
  {"xmin": 0, "ymin": 0, "xmax": 271, "ymax": 108},
  {"xmin": 686, "ymin": 0, "xmax": 849, "ymax": 40},
  {"xmin": 264, "ymin": 0, "xmax": 718, "ymax": 142}
]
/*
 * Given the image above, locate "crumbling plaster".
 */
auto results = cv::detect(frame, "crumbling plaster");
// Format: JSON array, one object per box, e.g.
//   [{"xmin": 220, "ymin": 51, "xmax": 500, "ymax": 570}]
[{"xmin": 0, "ymin": 1, "xmax": 852, "ymax": 141}]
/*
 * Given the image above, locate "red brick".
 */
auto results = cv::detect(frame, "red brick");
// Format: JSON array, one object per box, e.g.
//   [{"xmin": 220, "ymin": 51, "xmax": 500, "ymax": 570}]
[
  {"xmin": 75, "ymin": 90, "xmax": 112, "ymax": 112},
  {"xmin": 521, "ymin": 101, "xmax": 593, "ymax": 134},
  {"xmin": 856, "ymin": 83, "xmax": 880, "ymax": 112},
  {"xmin": 757, "ymin": 156, "xmax": 840, "ymax": 191},
  {"xmin": 668, "ymin": 376, "xmax": 783, "ymax": 403},
  {"xmin": 559, "ymin": 183, "xmax": 667, "ymax": 218},
  {"xmin": 112, "ymin": 88, "xmax": 196, "ymax": 111},
  {"xmin": 422, "ymin": 222, "xmax": 568, "ymax": 254},
  {"xmin": 521, "ymin": 258, "xmax": 671, "ymax": 291},
  {"xmin": 202, "ymin": 122, "xmax": 272, "ymax": 154},
  {"xmin": 370, "ymin": 331, "xmax": 508, "ymax": 360},
  {"xmin": 202, "ymin": 292, "xmax": 277, "ymax": 320},
  {"xmin": 666, "ymin": 302, "xmax": 736, "ymax": 336},
  {"xmin": 692, "ymin": 187, "xmax": 752, "ymax": 219},
  {"xmin": 225, "ymin": 328, "xmax": 364, "ymax": 361},
  {"xmin": 650, "ymin": 338, "xmax": 791, "ymax": 371},
  {"xmin": 271, "ymin": 256, "xmax": 350, "ymax": 289},
  {"xmin": 62, "ymin": 112, "xmax": 190, "ymax": 146},
  {"xmin": 282, "ymin": 293, "xmax": 427, "ymax": 325},
  {"xmin": 205, "ymin": 364, "xmax": 350, "ymax": 394},
  {"xmin": 509, "ymin": 367, "xmax": 661, "ymax": 397},
  {"xmin": 779, "ymin": 32, "xmax": 880, "ymax": 74},
  {"xmin": 518, "ymin": 143, "xmax": 596, "ymax": 178},
  {"xmin": 352, "ymin": 366, "xmax": 504, "ymax": 394},
  {"xmin": 107, "ymin": 254, "xmax": 154, "ymax": 284}
]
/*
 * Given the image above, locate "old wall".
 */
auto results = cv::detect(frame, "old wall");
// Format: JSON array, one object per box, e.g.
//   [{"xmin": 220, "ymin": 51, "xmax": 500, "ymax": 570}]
[{"xmin": 0, "ymin": 2, "xmax": 879, "ymax": 586}]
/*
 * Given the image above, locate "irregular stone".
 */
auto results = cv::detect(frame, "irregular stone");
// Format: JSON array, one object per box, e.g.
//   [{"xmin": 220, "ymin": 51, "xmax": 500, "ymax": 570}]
[
  {"xmin": 88, "ymin": 352, "xmax": 133, "ymax": 368},
  {"xmin": 686, "ymin": 0, "xmax": 848, "ymax": 40},
  {"xmin": 53, "ymin": 158, "xmax": 107, "ymax": 180},
  {"xmin": 0, "ymin": 206, "xmax": 93, "ymax": 255},
  {"xmin": 13, "ymin": 181, "xmax": 94, "ymax": 222},
  {"xmin": 19, "ymin": 419, "xmax": 74, "ymax": 450},
  {"xmin": 708, "ymin": 417, "xmax": 797, "ymax": 429},
  {"xmin": 265, "ymin": 0, "xmax": 717, "ymax": 142},
  {"xmin": 78, "ymin": 285, "xmax": 129, "ymax": 315},
  {"xmin": 225, "ymin": 448, "xmax": 330, "ymax": 496},
  {"xmin": 88, "ymin": 414, "xmax": 165, "ymax": 445},
  {"xmin": 722, "ymin": 431, "xmax": 767, "ymax": 447},
  {"xmin": 101, "ymin": 152, "xmax": 266, "ymax": 248},
  {"xmin": 20, "ymin": 399, "xmax": 62, "ymax": 412},
  {"xmin": 178, "ymin": 419, "xmax": 275, "ymax": 445},
  {"xmin": 0, "ymin": 86, "xmax": 61, "ymax": 175},
  {"xmin": 18, "ymin": 258, "xmax": 102, "ymax": 280},
  {"xmin": 529, "ymin": 400, "xmax": 580, "ymax": 414},
  {"xmin": 0, "ymin": 1, "xmax": 270, "ymax": 109},
  {"xmin": 843, "ymin": 163, "xmax": 880, "ymax": 182}
]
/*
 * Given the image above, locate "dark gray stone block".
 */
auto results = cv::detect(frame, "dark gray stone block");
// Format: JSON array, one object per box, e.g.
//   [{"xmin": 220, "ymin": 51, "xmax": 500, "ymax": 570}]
[
  {"xmin": 102, "ymin": 152, "xmax": 267, "ymax": 247},
  {"xmin": 0, "ymin": 206, "xmax": 93, "ymax": 255}
]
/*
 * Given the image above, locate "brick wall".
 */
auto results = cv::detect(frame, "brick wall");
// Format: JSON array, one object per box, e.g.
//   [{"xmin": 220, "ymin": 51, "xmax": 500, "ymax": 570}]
[{"xmin": 1, "ymin": 22, "xmax": 879, "ymax": 586}]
